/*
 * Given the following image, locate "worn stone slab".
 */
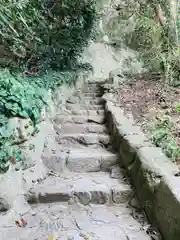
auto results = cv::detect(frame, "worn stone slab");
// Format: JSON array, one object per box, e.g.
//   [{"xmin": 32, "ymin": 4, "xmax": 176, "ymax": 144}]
[
  {"xmin": 54, "ymin": 114, "xmax": 105, "ymax": 124},
  {"xmin": 136, "ymin": 147, "xmax": 179, "ymax": 177},
  {"xmin": 66, "ymin": 149, "xmax": 102, "ymax": 172},
  {"xmin": 67, "ymin": 148, "xmax": 117, "ymax": 172},
  {"xmin": 69, "ymin": 109, "xmax": 105, "ymax": 116},
  {"xmin": 105, "ymin": 98, "xmax": 180, "ymax": 240},
  {"xmin": 154, "ymin": 176, "xmax": 180, "ymax": 240},
  {"xmin": 42, "ymin": 150, "xmax": 67, "ymax": 173},
  {"xmin": 43, "ymin": 144, "xmax": 117, "ymax": 172},
  {"xmin": 0, "ymin": 203, "xmax": 152, "ymax": 240},
  {"xmin": 54, "ymin": 123, "xmax": 108, "ymax": 134},
  {"xmin": 105, "ymin": 101, "xmax": 139, "ymax": 150},
  {"xmin": 27, "ymin": 172, "xmax": 132, "ymax": 205},
  {"xmin": 82, "ymin": 83, "xmax": 102, "ymax": 92},
  {"xmin": 84, "ymin": 92, "xmax": 102, "ymax": 97},
  {"xmin": 67, "ymin": 96, "xmax": 105, "ymax": 105},
  {"xmin": 128, "ymin": 146, "xmax": 179, "ymax": 220},
  {"xmin": 75, "ymin": 91, "xmax": 102, "ymax": 97},
  {"xmin": 119, "ymin": 134, "xmax": 152, "ymax": 168},
  {"xmin": 55, "ymin": 133, "xmax": 110, "ymax": 146},
  {"xmin": 66, "ymin": 103, "xmax": 104, "ymax": 111}
]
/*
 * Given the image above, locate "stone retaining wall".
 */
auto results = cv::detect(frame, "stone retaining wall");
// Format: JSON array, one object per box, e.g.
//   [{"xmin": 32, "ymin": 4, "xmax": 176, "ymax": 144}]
[{"xmin": 104, "ymin": 96, "xmax": 180, "ymax": 240}]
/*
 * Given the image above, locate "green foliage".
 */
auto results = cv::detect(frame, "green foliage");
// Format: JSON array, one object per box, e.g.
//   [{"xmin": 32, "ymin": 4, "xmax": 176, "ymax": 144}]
[
  {"xmin": 113, "ymin": 0, "xmax": 180, "ymax": 82},
  {"xmin": 175, "ymin": 103, "xmax": 180, "ymax": 113},
  {"xmin": 0, "ymin": 69, "xmax": 45, "ymax": 122},
  {"xmin": 0, "ymin": 0, "xmax": 96, "ymax": 171},
  {"xmin": 0, "ymin": 68, "xmax": 77, "ymax": 123},
  {"xmin": 0, "ymin": 0, "xmax": 96, "ymax": 70},
  {"xmin": 151, "ymin": 118, "xmax": 180, "ymax": 161},
  {"xmin": 0, "ymin": 68, "xmax": 79, "ymax": 171}
]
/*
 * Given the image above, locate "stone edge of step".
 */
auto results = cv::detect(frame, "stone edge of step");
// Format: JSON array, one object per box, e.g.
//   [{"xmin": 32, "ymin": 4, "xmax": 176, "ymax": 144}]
[
  {"xmin": 67, "ymin": 97, "xmax": 105, "ymax": 104},
  {"xmin": 53, "ymin": 123, "xmax": 108, "ymax": 134},
  {"xmin": 104, "ymin": 94, "xmax": 180, "ymax": 240},
  {"xmin": 42, "ymin": 146, "xmax": 118, "ymax": 172},
  {"xmin": 27, "ymin": 172, "xmax": 133, "ymax": 206},
  {"xmin": 66, "ymin": 103, "xmax": 104, "ymax": 110},
  {"xmin": 54, "ymin": 114, "xmax": 105, "ymax": 125},
  {"xmin": 55, "ymin": 132, "xmax": 110, "ymax": 145}
]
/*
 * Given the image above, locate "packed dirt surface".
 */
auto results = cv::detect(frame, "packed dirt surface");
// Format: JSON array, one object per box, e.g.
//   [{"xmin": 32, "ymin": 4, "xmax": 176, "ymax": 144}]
[
  {"xmin": 109, "ymin": 73, "xmax": 180, "ymax": 165},
  {"xmin": 117, "ymin": 75, "xmax": 179, "ymax": 125}
]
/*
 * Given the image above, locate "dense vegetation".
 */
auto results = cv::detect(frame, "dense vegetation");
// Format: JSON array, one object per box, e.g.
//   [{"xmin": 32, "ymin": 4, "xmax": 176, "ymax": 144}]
[
  {"xmin": 0, "ymin": 0, "xmax": 96, "ymax": 171},
  {"xmin": 113, "ymin": 0, "xmax": 180, "ymax": 161},
  {"xmin": 0, "ymin": 0, "xmax": 96, "ymax": 70}
]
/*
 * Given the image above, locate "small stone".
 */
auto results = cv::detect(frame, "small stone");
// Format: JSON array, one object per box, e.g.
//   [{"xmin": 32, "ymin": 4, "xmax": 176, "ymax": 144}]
[
  {"xmin": 110, "ymin": 165, "xmax": 121, "ymax": 179},
  {"xmin": 32, "ymin": 211, "xmax": 36, "ymax": 216},
  {"xmin": 79, "ymin": 232, "xmax": 89, "ymax": 240},
  {"xmin": 68, "ymin": 198, "xmax": 74, "ymax": 205},
  {"xmin": 68, "ymin": 236, "xmax": 74, "ymax": 240},
  {"xmin": 129, "ymin": 197, "xmax": 141, "ymax": 210},
  {"xmin": 160, "ymin": 102, "xmax": 168, "ymax": 109}
]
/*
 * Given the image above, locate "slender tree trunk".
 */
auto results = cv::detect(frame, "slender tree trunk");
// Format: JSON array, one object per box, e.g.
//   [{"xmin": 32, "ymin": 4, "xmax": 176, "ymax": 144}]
[
  {"xmin": 149, "ymin": 0, "xmax": 178, "ymax": 44},
  {"xmin": 167, "ymin": 0, "xmax": 178, "ymax": 44},
  {"xmin": 153, "ymin": 4, "xmax": 164, "ymax": 25}
]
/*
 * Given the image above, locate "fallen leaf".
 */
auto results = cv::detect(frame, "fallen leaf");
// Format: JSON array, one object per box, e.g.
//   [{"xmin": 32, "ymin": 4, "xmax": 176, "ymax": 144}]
[
  {"xmin": 47, "ymin": 232, "xmax": 58, "ymax": 240},
  {"xmin": 15, "ymin": 218, "xmax": 27, "ymax": 227}
]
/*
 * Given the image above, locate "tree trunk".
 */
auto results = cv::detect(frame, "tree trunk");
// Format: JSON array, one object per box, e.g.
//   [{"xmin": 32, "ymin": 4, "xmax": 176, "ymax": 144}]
[{"xmin": 167, "ymin": 0, "xmax": 178, "ymax": 44}]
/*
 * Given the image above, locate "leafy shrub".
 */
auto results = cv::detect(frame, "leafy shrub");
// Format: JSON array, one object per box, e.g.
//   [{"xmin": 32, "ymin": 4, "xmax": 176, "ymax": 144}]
[
  {"xmin": 0, "ymin": 68, "xmax": 79, "ymax": 171},
  {"xmin": 176, "ymin": 103, "xmax": 180, "ymax": 112},
  {"xmin": 0, "ymin": 0, "xmax": 96, "ymax": 71},
  {"xmin": 151, "ymin": 118, "xmax": 180, "ymax": 161},
  {"xmin": 0, "ymin": 0, "xmax": 96, "ymax": 171}
]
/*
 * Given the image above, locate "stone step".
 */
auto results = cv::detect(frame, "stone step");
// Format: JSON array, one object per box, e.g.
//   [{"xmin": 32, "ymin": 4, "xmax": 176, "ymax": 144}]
[
  {"xmin": 67, "ymin": 96, "xmax": 105, "ymax": 105},
  {"xmin": 54, "ymin": 123, "xmax": 108, "ymax": 134},
  {"xmin": 74, "ymin": 91, "xmax": 102, "ymax": 97},
  {"xmin": 59, "ymin": 109, "xmax": 104, "ymax": 117},
  {"xmin": 87, "ymin": 80, "xmax": 106, "ymax": 85},
  {"xmin": 28, "ymin": 171, "xmax": 132, "ymax": 205},
  {"xmin": 66, "ymin": 102, "xmax": 104, "ymax": 111},
  {"xmin": 82, "ymin": 83, "xmax": 102, "ymax": 92},
  {"xmin": 42, "ymin": 146, "xmax": 117, "ymax": 172},
  {"xmin": 0, "ymin": 203, "xmax": 152, "ymax": 240},
  {"xmin": 0, "ymin": 202, "xmax": 152, "ymax": 240},
  {"xmin": 68, "ymin": 109, "xmax": 105, "ymax": 116},
  {"xmin": 54, "ymin": 114, "xmax": 105, "ymax": 125},
  {"xmin": 83, "ymin": 97, "xmax": 105, "ymax": 103},
  {"xmin": 44, "ymin": 134, "xmax": 109, "ymax": 150},
  {"xmin": 55, "ymin": 133, "xmax": 110, "ymax": 146},
  {"xmin": 83, "ymin": 92, "xmax": 103, "ymax": 97}
]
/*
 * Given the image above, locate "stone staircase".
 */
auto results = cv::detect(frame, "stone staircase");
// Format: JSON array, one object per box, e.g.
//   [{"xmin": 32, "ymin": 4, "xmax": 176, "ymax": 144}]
[
  {"xmin": 0, "ymin": 82, "xmax": 153, "ymax": 239},
  {"xmin": 29, "ymin": 82, "xmax": 133, "ymax": 205}
]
